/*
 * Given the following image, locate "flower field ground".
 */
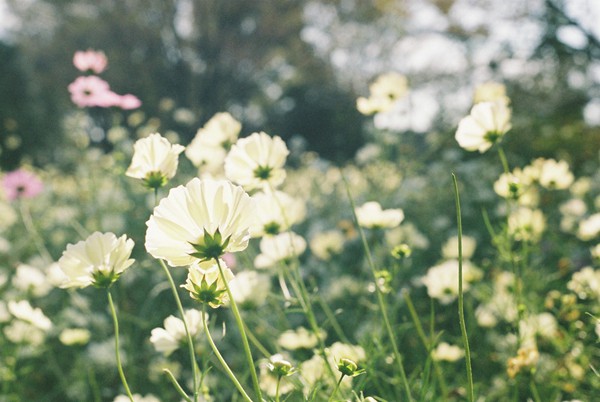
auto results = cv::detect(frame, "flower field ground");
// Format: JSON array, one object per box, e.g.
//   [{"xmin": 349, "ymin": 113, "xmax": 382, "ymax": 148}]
[{"xmin": 1, "ymin": 50, "xmax": 600, "ymax": 402}]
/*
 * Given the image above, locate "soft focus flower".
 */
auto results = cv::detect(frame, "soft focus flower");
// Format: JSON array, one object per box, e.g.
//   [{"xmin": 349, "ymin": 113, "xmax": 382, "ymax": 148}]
[
  {"xmin": 0, "ymin": 201, "xmax": 17, "ymax": 230},
  {"xmin": 125, "ymin": 133, "xmax": 185, "ymax": 189},
  {"xmin": 455, "ymin": 101, "xmax": 511, "ymax": 153},
  {"xmin": 355, "ymin": 201, "xmax": 404, "ymax": 229},
  {"xmin": 507, "ymin": 346, "xmax": 539, "ymax": 378},
  {"xmin": 118, "ymin": 94, "xmax": 142, "ymax": 110},
  {"xmin": 507, "ymin": 207, "xmax": 546, "ymax": 242},
  {"xmin": 68, "ymin": 75, "xmax": 115, "ymax": 108},
  {"xmin": 59, "ymin": 328, "xmax": 91, "ymax": 346},
  {"xmin": 12, "ymin": 263, "xmax": 52, "ymax": 297},
  {"xmin": 254, "ymin": 232, "xmax": 307, "ymax": 269},
  {"xmin": 577, "ymin": 213, "xmax": 600, "ymax": 241},
  {"xmin": 113, "ymin": 394, "xmax": 160, "ymax": 402},
  {"xmin": 2, "ymin": 169, "xmax": 44, "ymax": 201},
  {"xmin": 356, "ymin": 72, "xmax": 408, "ymax": 115},
  {"xmin": 421, "ymin": 260, "xmax": 482, "ymax": 304},
  {"xmin": 73, "ymin": 49, "xmax": 108, "ymax": 74},
  {"xmin": 145, "ymin": 178, "xmax": 256, "ymax": 266},
  {"xmin": 225, "ymin": 131, "xmax": 289, "ymax": 191},
  {"xmin": 8, "ymin": 300, "xmax": 52, "ymax": 331},
  {"xmin": 325, "ymin": 342, "xmax": 366, "ymax": 387},
  {"xmin": 150, "ymin": 309, "xmax": 206, "ymax": 355},
  {"xmin": 182, "ymin": 259, "xmax": 234, "ymax": 308},
  {"xmin": 57, "ymin": 232, "xmax": 135, "ymax": 288},
  {"xmin": 229, "ymin": 270, "xmax": 271, "ymax": 308},
  {"xmin": 186, "ymin": 112, "xmax": 242, "ymax": 175},
  {"xmin": 260, "ymin": 354, "xmax": 296, "ymax": 396},
  {"xmin": 473, "ymin": 81, "xmax": 510, "ymax": 105},
  {"xmin": 441, "ymin": 235, "xmax": 476, "ymax": 260},
  {"xmin": 431, "ymin": 342, "xmax": 464, "ymax": 362},
  {"xmin": 519, "ymin": 313, "xmax": 558, "ymax": 347},
  {"xmin": 278, "ymin": 326, "xmax": 323, "ymax": 350},
  {"xmin": 309, "ymin": 230, "xmax": 345, "ymax": 260},
  {"xmin": 567, "ymin": 267, "xmax": 600, "ymax": 300},
  {"xmin": 536, "ymin": 158, "xmax": 574, "ymax": 189},
  {"xmin": 251, "ymin": 190, "xmax": 306, "ymax": 237}
]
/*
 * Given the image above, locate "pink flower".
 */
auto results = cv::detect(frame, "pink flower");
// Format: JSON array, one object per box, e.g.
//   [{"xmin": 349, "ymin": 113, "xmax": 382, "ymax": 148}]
[
  {"xmin": 68, "ymin": 76, "xmax": 114, "ymax": 108},
  {"xmin": 2, "ymin": 169, "xmax": 44, "ymax": 201},
  {"xmin": 73, "ymin": 49, "xmax": 108, "ymax": 74},
  {"xmin": 118, "ymin": 94, "xmax": 142, "ymax": 110}
]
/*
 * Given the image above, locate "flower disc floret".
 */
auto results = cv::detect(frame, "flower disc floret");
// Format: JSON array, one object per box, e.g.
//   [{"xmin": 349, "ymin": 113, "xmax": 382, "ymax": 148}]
[
  {"xmin": 145, "ymin": 178, "xmax": 256, "ymax": 266},
  {"xmin": 57, "ymin": 232, "xmax": 135, "ymax": 288}
]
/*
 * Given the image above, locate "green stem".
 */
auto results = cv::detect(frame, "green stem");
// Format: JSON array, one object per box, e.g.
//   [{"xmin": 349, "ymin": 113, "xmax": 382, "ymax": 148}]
[
  {"xmin": 106, "ymin": 289, "xmax": 135, "ymax": 402},
  {"xmin": 158, "ymin": 259, "xmax": 197, "ymax": 402},
  {"xmin": 342, "ymin": 173, "xmax": 412, "ymax": 402},
  {"xmin": 275, "ymin": 376, "xmax": 282, "ymax": 402},
  {"xmin": 163, "ymin": 369, "xmax": 193, "ymax": 402},
  {"xmin": 19, "ymin": 201, "xmax": 53, "ymax": 263},
  {"xmin": 497, "ymin": 146, "xmax": 510, "ymax": 175},
  {"xmin": 530, "ymin": 376, "xmax": 542, "ymax": 402},
  {"xmin": 451, "ymin": 173, "xmax": 474, "ymax": 402},
  {"xmin": 328, "ymin": 374, "xmax": 345, "ymax": 402},
  {"xmin": 215, "ymin": 258, "xmax": 262, "ymax": 401},
  {"xmin": 202, "ymin": 305, "xmax": 253, "ymax": 402}
]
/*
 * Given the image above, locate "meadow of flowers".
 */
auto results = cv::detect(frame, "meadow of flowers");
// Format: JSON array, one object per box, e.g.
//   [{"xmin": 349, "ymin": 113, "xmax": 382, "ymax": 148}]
[{"xmin": 1, "ymin": 51, "xmax": 599, "ymax": 402}]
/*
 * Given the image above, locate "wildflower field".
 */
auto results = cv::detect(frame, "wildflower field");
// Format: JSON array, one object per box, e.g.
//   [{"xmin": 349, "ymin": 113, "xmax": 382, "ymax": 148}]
[{"xmin": 1, "ymin": 2, "xmax": 600, "ymax": 402}]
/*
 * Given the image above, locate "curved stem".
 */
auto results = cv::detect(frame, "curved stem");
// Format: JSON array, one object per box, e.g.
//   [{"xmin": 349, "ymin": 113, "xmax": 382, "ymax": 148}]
[
  {"xmin": 158, "ymin": 259, "xmax": 197, "ymax": 402},
  {"xmin": 202, "ymin": 305, "xmax": 254, "ymax": 402},
  {"xmin": 452, "ymin": 173, "xmax": 475, "ymax": 402},
  {"xmin": 215, "ymin": 258, "xmax": 263, "ymax": 401},
  {"xmin": 163, "ymin": 369, "xmax": 193, "ymax": 402},
  {"xmin": 328, "ymin": 374, "xmax": 344, "ymax": 402},
  {"xmin": 107, "ymin": 289, "xmax": 135, "ymax": 402},
  {"xmin": 342, "ymin": 173, "xmax": 412, "ymax": 402}
]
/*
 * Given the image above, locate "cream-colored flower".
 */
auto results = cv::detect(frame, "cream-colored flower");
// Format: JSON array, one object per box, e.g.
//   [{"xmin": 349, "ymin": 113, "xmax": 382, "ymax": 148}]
[
  {"xmin": 310, "ymin": 230, "xmax": 345, "ymax": 260},
  {"xmin": 185, "ymin": 112, "xmax": 242, "ymax": 175},
  {"xmin": 577, "ymin": 213, "xmax": 600, "ymax": 241},
  {"xmin": 567, "ymin": 266, "xmax": 600, "ymax": 300},
  {"xmin": 278, "ymin": 326, "xmax": 324, "ymax": 350},
  {"xmin": 229, "ymin": 270, "xmax": 271, "ymax": 308},
  {"xmin": 254, "ymin": 232, "xmax": 307, "ymax": 269},
  {"xmin": 224, "ymin": 131, "xmax": 289, "ymax": 191},
  {"xmin": 150, "ymin": 309, "xmax": 206, "ymax": 355},
  {"xmin": 58, "ymin": 232, "xmax": 135, "ymax": 288},
  {"xmin": 355, "ymin": 201, "xmax": 404, "ymax": 229},
  {"xmin": 12, "ymin": 263, "xmax": 52, "ymax": 297},
  {"xmin": 59, "ymin": 328, "xmax": 91, "ymax": 346},
  {"xmin": 431, "ymin": 342, "xmax": 464, "ymax": 362},
  {"xmin": 536, "ymin": 158, "xmax": 574, "ymax": 189},
  {"xmin": 357, "ymin": 72, "xmax": 408, "ymax": 115},
  {"xmin": 421, "ymin": 260, "xmax": 482, "ymax": 304},
  {"xmin": 126, "ymin": 133, "xmax": 185, "ymax": 188},
  {"xmin": 113, "ymin": 394, "xmax": 160, "ymax": 402},
  {"xmin": 473, "ymin": 81, "xmax": 510, "ymax": 105},
  {"xmin": 8, "ymin": 300, "xmax": 52, "ymax": 331},
  {"xmin": 455, "ymin": 101, "xmax": 511, "ymax": 153},
  {"xmin": 260, "ymin": 354, "xmax": 296, "ymax": 396},
  {"xmin": 145, "ymin": 178, "xmax": 256, "ymax": 266},
  {"xmin": 508, "ymin": 207, "xmax": 546, "ymax": 242},
  {"xmin": 182, "ymin": 259, "xmax": 235, "ymax": 308},
  {"xmin": 250, "ymin": 190, "xmax": 306, "ymax": 237},
  {"xmin": 441, "ymin": 235, "xmax": 476, "ymax": 260}
]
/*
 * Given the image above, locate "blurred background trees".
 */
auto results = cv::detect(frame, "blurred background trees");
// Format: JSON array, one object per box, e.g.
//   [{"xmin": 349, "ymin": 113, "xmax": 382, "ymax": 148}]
[{"xmin": 0, "ymin": 0, "xmax": 598, "ymax": 170}]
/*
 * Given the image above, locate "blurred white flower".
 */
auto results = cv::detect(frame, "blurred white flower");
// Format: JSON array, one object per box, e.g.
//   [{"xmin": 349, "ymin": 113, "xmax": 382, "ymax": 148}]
[
  {"xmin": 441, "ymin": 235, "xmax": 476, "ymax": 260},
  {"xmin": 260, "ymin": 354, "xmax": 296, "ymax": 396},
  {"xmin": 4, "ymin": 320, "xmax": 46, "ymax": 345},
  {"xmin": 150, "ymin": 309, "xmax": 206, "ymax": 355},
  {"xmin": 310, "ymin": 230, "xmax": 345, "ymax": 260},
  {"xmin": 225, "ymin": 131, "xmax": 289, "ymax": 191},
  {"xmin": 229, "ymin": 270, "xmax": 271, "ymax": 308},
  {"xmin": 507, "ymin": 207, "xmax": 546, "ymax": 242},
  {"xmin": 250, "ymin": 190, "xmax": 306, "ymax": 237},
  {"xmin": 12, "ymin": 263, "xmax": 53, "ymax": 297},
  {"xmin": 473, "ymin": 81, "xmax": 510, "ymax": 105},
  {"xmin": 145, "ymin": 178, "xmax": 255, "ymax": 266},
  {"xmin": 182, "ymin": 259, "xmax": 235, "ymax": 308},
  {"xmin": 113, "ymin": 394, "xmax": 160, "ymax": 402},
  {"xmin": 577, "ymin": 213, "xmax": 600, "ymax": 241},
  {"xmin": 254, "ymin": 232, "xmax": 307, "ymax": 269},
  {"xmin": 59, "ymin": 328, "xmax": 91, "ymax": 346},
  {"xmin": 125, "ymin": 133, "xmax": 185, "ymax": 189},
  {"xmin": 58, "ymin": 232, "xmax": 135, "ymax": 288},
  {"xmin": 455, "ymin": 101, "xmax": 511, "ymax": 153},
  {"xmin": 8, "ymin": 300, "xmax": 52, "ymax": 331},
  {"xmin": 356, "ymin": 72, "xmax": 408, "ymax": 115},
  {"xmin": 519, "ymin": 313, "xmax": 558, "ymax": 348},
  {"xmin": 278, "ymin": 326, "xmax": 324, "ymax": 350},
  {"xmin": 185, "ymin": 112, "xmax": 242, "ymax": 175},
  {"xmin": 536, "ymin": 158, "xmax": 574, "ymax": 190},
  {"xmin": 567, "ymin": 266, "xmax": 600, "ymax": 300},
  {"xmin": 355, "ymin": 201, "xmax": 404, "ymax": 229},
  {"xmin": 431, "ymin": 342, "xmax": 464, "ymax": 362},
  {"xmin": 421, "ymin": 260, "xmax": 482, "ymax": 304}
]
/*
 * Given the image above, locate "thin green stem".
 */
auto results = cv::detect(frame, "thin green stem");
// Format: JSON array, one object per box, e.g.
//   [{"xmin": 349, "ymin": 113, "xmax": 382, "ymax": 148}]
[
  {"xmin": 342, "ymin": 173, "xmax": 413, "ymax": 402},
  {"xmin": 215, "ymin": 258, "xmax": 262, "ymax": 401},
  {"xmin": 163, "ymin": 369, "xmax": 193, "ymax": 402},
  {"xmin": 275, "ymin": 376, "xmax": 282, "ymax": 402},
  {"xmin": 202, "ymin": 305, "xmax": 253, "ymax": 402},
  {"xmin": 451, "ymin": 173, "xmax": 474, "ymax": 402},
  {"xmin": 328, "ymin": 374, "xmax": 345, "ymax": 402},
  {"xmin": 497, "ymin": 146, "xmax": 510, "ymax": 175},
  {"xmin": 19, "ymin": 201, "xmax": 53, "ymax": 263},
  {"xmin": 106, "ymin": 289, "xmax": 135, "ymax": 402},
  {"xmin": 158, "ymin": 259, "xmax": 197, "ymax": 402},
  {"xmin": 530, "ymin": 376, "xmax": 542, "ymax": 402}
]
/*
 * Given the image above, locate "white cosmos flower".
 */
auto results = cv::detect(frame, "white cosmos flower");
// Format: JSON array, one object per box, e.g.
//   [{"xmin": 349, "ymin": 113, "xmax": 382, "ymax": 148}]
[
  {"xmin": 145, "ymin": 178, "xmax": 256, "ymax": 266},
  {"xmin": 254, "ymin": 232, "xmax": 307, "ymax": 269},
  {"xmin": 58, "ymin": 232, "xmax": 135, "ymax": 288},
  {"xmin": 421, "ymin": 260, "xmax": 482, "ymax": 304},
  {"xmin": 126, "ymin": 133, "xmax": 185, "ymax": 188},
  {"xmin": 508, "ymin": 207, "xmax": 546, "ymax": 242},
  {"xmin": 229, "ymin": 270, "xmax": 272, "ymax": 308},
  {"xmin": 355, "ymin": 201, "xmax": 404, "ymax": 229},
  {"xmin": 225, "ymin": 131, "xmax": 289, "ymax": 191},
  {"xmin": 185, "ymin": 112, "xmax": 241, "ymax": 175},
  {"xmin": 182, "ymin": 259, "xmax": 235, "ymax": 308},
  {"xmin": 250, "ymin": 190, "xmax": 306, "ymax": 237},
  {"xmin": 356, "ymin": 72, "xmax": 408, "ymax": 115},
  {"xmin": 431, "ymin": 342, "xmax": 464, "ymax": 362},
  {"xmin": 150, "ymin": 309, "xmax": 206, "ymax": 355},
  {"xmin": 8, "ymin": 300, "xmax": 52, "ymax": 331},
  {"xmin": 455, "ymin": 101, "xmax": 512, "ymax": 153},
  {"xmin": 537, "ymin": 158, "xmax": 574, "ymax": 189}
]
